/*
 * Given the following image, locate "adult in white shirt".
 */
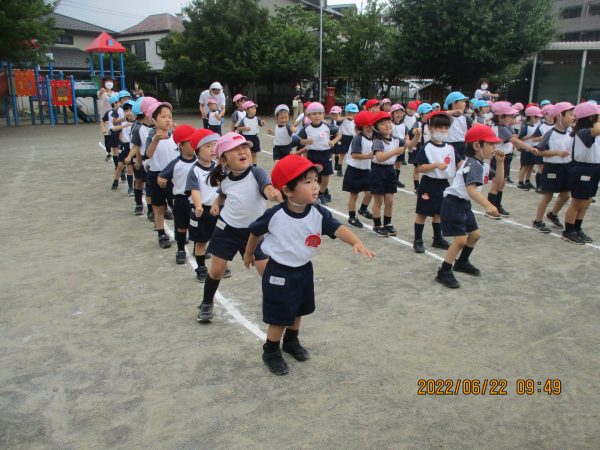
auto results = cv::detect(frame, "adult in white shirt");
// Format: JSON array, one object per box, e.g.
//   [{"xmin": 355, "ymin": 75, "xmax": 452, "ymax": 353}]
[
  {"xmin": 199, "ymin": 81, "xmax": 226, "ymax": 129},
  {"xmin": 473, "ymin": 78, "xmax": 499, "ymax": 101}
]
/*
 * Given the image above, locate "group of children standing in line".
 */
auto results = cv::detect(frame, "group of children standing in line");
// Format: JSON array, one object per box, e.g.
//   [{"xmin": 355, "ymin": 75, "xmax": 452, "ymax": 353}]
[{"xmin": 99, "ymin": 80, "xmax": 600, "ymax": 373}]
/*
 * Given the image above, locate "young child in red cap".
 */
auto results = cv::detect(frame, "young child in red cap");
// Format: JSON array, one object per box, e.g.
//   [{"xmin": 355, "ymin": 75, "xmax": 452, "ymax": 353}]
[{"xmin": 244, "ymin": 155, "xmax": 375, "ymax": 376}]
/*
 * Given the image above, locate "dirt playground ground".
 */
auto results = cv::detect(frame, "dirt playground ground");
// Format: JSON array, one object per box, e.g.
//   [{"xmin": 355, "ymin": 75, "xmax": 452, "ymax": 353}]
[{"xmin": 1, "ymin": 116, "xmax": 599, "ymax": 449}]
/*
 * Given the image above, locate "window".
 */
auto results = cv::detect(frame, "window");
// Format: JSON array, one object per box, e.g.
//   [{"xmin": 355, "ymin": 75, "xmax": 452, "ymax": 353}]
[
  {"xmin": 156, "ymin": 41, "xmax": 161, "ymax": 56},
  {"xmin": 56, "ymin": 35, "xmax": 74, "ymax": 45},
  {"xmin": 560, "ymin": 6, "xmax": 582, "ymax": 18},
  {"xmin": 561, "ymin": 32, "xmax": 582, "ymax": 41},
  {"xmin": 589, "ymin": 3, "xmax": 600, "ymax": 15},
  {"xmin": 121, "ymin": 41, "xmax": 147, "ymax": 61}
]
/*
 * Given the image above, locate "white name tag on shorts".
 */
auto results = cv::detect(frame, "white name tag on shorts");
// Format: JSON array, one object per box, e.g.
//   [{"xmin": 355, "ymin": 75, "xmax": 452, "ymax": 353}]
[
  {"xmin": 189, "ymin": 218, "xmax": 198, "ymax": 227},
  {"xmin": 547, "ymin": 173, "xmax": 557, "ymax": 179},
  {"xmin": 269, "ymin": 276, "xmax": 285, "ymax": 286},
  {"xmin": 216, "ymin": 219, "xmax": 226, "ymax": 230},
  {"xmin": 581, "ymin": 175, "xmax": 591, "ymax": 182}
]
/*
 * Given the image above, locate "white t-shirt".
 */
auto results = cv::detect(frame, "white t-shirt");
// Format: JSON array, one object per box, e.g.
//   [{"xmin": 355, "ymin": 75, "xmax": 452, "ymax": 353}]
[
  {"xmin": 186, "ymin": 161, "xmax": 219, "ymax": 206},
  {"xmin": 346, "ymin": 133, "xmax": 373, "ymax": 170},
  {"xmin": 219, "ymin": 166, "xmax": 271, "ymax": 229},
  {"xmin": 145, "ymin": 130, "xmax": 179, "ymax": 172},
  {"xmin": 199, "ymin": 90, "xmax": 226, "ymax": 113}
]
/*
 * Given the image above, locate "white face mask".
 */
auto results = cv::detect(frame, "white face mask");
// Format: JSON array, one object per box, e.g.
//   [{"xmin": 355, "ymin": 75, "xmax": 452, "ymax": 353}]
[
  {"xmin": 481, "ymin": 84, "xmax": 488, "ymax": 90},
  {"xmin": 433, "ymin": 131, "xmax": 448, "ymax": 142},
  {"xmin": 483, "ymin": 112, "xmax": 493, "ymax": 120},
  {"xmin": 105, "ymin": 82, "xmax": 113, "ymax": 89}
]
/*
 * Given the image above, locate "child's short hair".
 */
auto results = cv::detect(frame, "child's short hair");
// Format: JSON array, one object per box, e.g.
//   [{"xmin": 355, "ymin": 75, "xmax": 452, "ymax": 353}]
[
  {"xmin": 281, "ymin": 166, "xmax": 319, "ymax": 201},
  {"xmin": 429, "ymin": 114, "xmax": 452, "ymax": 128},
  {"xmin": 465, "ymin": 142, "xmax": 480, "ymax": 157},
  {"xmin": 152, "ymin": 104, "xmax": 171, "ymax": 120}
]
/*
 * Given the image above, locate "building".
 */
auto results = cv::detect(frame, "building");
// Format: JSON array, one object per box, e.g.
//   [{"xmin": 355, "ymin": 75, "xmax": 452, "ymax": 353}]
[
  {"xmin": 555, "ymin": 0, "xmax": 600, "ymax": 41},
  {"xmin": 259, "ymin": 0, "xmax": 342, "ymax": 16}
]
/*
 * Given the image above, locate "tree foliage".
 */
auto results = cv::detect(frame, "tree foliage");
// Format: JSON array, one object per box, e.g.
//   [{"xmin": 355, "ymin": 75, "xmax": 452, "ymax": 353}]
[
  {"xmin": 0, "ymin": 0, "xmax": 60, "ymax": 63},
  {"xmin": 388, "ymin": 0, "xmax": 556, "ymax": 89}
]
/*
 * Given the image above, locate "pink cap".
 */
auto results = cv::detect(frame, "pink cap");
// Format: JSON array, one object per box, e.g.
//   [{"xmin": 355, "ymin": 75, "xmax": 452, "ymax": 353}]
[
  {"xmin": 207, "ymin": 98, "xmax": 218, "ymax": 105},
  {"xmin": 541, "ymin": 104, "xmax": 554, "ymax": 115},
  {"xmin": 140, "ymin": 96, "xmax": 158, "ymax": 115},
  {"xmin": 525, "ymin": 106, "xmax": 543, "ymax": 117},
  {"xmin": 390, "ymin": 104, "xmax": 404, "ymax": 113},
  {"xmin": 513, "ymin": 102, "xmax": 524, "ymax": 111},
  {"xmin": 146, "ymin": 101, "xmax": 172, "ymax": 119},
  {"xmin": 573, "ymin": 101, "xmax": 599, "ymax": 120},
  {"xmin": 551, "ymin": 101, "xmax": 575, "ymax": 118},
  {"xmin": 242, "ymin": 100, "xmax": 257, "ymax": 110},
  {"xmin": 306, "ymin": 102, "xmax": 325, "ymax": 114},
  {"xmin": 491, "ymin": 101, "xmax": 518, "ymax": 116},
  {"xmin": 215, "ymin": 132, "xmax": 253, "ymax": 158},
  {"xmin": 232, "ymin": 93, "xmax": 246, "ymax": 103},
  {"xmin": 330, "ymin": 106, "xmax": 342, "ymax": 114},
  {"xmin": 304, "ymin": 116, "xmax": 312, "ymax": 125},
  {"xmin": 380, "ymin": 98, "xmax": 391, "ymax": 105},
  {"xmin": 486, "ymin": 100, "xmax": 493, "ymax": 106}
]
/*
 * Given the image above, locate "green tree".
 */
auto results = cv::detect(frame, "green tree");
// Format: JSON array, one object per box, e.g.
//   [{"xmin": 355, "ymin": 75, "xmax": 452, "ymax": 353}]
[
  {"xmin": 388, "ymin": 0, "xmax": 556, "ymax": 90},
  {"xmin": 0, "ymin": 0, "xmax": 60, "ymax": 63}
]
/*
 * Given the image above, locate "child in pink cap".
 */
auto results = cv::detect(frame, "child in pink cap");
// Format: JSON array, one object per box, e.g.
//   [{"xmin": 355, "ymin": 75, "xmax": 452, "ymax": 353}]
[
  {"xmin": 531, "ymin": 104, "xmax": 556, "ymax": 193},
  {"xmin": 207, "ymin": 98, "xmax": 224, "ymax": 135},
  {"xmin": 236, "ymin": 101, "xmax": 265, "ymax": 166},
  {"xmin": 516, "ymin": 106, "xmax": 543, "ymax": 191},
  {"xmin": 230, "ymin": 93, "xmax": 247, "ymax": 132}
]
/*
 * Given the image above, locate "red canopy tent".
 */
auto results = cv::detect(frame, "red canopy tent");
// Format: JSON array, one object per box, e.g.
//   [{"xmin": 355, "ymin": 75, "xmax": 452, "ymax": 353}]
[{"xmin": 85, "ymin": 32, "xmax": 126, "ymax": 88}]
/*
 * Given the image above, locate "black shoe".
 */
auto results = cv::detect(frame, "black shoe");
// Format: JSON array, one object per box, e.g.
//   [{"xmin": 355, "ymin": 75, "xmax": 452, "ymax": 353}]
[
  {"xmin": 535, "ymin": 186, "xmax": 543, "ymax": 194},
  {"xmin": 413, "ymin": 239, "xmax": 425, "ymax": 253},
  {"xmin": 147, "ymin": 211, "xmax": 155, "ymax": 222},
  {"xmin": 318, "ymin": 194, "xmax": 328, "ymax": 205},
  {"xmin": 545, "ymin": 212, "xmax": 563, "ymax": 229},
  {"xmin": 413, "ymin": 187, "xmax": 419, "ymax": 194},
  {"xmin": 325, "ymin": 192, "xmax": 332, "ymax": 202},
  {"xmin": 532, "ymin": 221, "xmax": 551, "ymax": 234},
  {"xmin": 222, "ymin": 268, "xmax": 232, "ymax": 278},
  {"xmin": 453, "ymin": 259, "xmax": 481, "ymax": 276},
  {"xmin": 431, "ymin": 238, "xmax": 450, "ymax": 250},
  {"xmin": 164, "ymin": 209, "xmax": 174, "ymax": 220},
  {"xmin": 158, "ymin": 234, "xmax": 171, "ymax": 249},
  {"xmin": 120, "ymin": 172, "xmax": 126, "ymax": 182},
  {"xmin": 111, "ymin": 181, "xmax": 118, "ymax": 191},
  {"xmin": 525, "ymin": 181, "xmax": 535, "ymax": 190},
  {"xmin": 401, "ymin": 160, "xmax": 407, "ymax": 165},
  {"xmin": 348, "ymin": 216, "xmax": 363, "ymax": 228},
  {"xmin": 105, "ymin": 154, "xmax": 111, "ymax": 162},
  {"xmin": 336, "ymin": 168, "xmax": 343, "ymax": 177},
  {"xmin": 197, "ymin": 302, "xmax": 214, "ymax": 323},
  {"xmin": 282, "ymin": 338, "xmax": 310, "ymax": 361},
  {"xmin": 373, "ymin": 226, "xmax": 389, "ymax": 237},
  {"xmin": 175, "ymin": 250, "xmax": 186, "ymax": 264},
  {"xmin": 262, "ymin": 350, "xmax": 289, "ymax": 376},
  {"xmin": 397, "ymin": 180, "xmax": 405, "ymax": 188},
  {"xmin": 435, "ymin": 268, "xmax": 460, "ymax": 288},
  {"xmin": 561, "ymin": 231, "xmax": 585, "ymax": 245},
  {"xmin": 134, "ymin": 205, "xmax": 143, "ymax": 215},
  {"xmin": 577, "ymin": 229, "xmax": 593, "ymax": 243},
  {"xmin": 196, "ymin": 266, "xmax": 208, "ymax": 282},
  {"xmin": 384, "ymin": 224, "xmax": 397, "ymax": 236},
  {"xmin": 497, "ymin": 206, "xmax": 510, "ymax": 217},
  {"xmin": 517, "ymin": 182, "xmax": 530, "ymax": 191},
  {"xmin": 358, "ymin": 208, "xmax": 373, "ymax": 219},
  {"xmin": 506, "ymin": 177, "xmax": 514, "ymax": 184},
  {"xmin": 128, "ymin": 188, "xmax": 134, "ymax": 197}
]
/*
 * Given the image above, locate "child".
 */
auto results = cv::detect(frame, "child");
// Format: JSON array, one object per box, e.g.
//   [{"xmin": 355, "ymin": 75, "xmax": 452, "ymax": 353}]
[
  {"xmin": 125, "ymin": 97, "xmax": 150, "ymax": 215},
  {"xmin": 185, "ymin": 129, "xmax": 222, "ymax": 281},
  {"xmin": 391, "ymin": 104, "xmax": 408, "ymax": 187},
  {"xmin": 145, "ymin": 101, "xmax": 180, "ymax": 249},
  {"xmin": 444, "ymin": 91, "xmax": 473, "ymax": 160},
  {"xmin": 472, "ymin": 100, "xmax": 489, "ymax": 125},
  {"xmin": 267, "ymin": 104, "xmax": 296, "ymax": 161},
  {"xmin": 158, "ymin": 125, "xmax": 200, "ymax": 264},
  {"xmin": 406, "ymin": 104, "xmax": 433, "ymax": 192},
  {"xmin": 110, "ymin": 100, "xmax": 134, "ymax": 191},
  {"xmin": 237, "ymin": 101, "xmax": 265, "ymax": 166},
  {"xmin": 230, "ymin": 93, "xmax": 247, "ymax": 132},
  {"xmin": 432, "ymin": 102, "xmax": 441, "ymax": 112},
  {"xmin": 104, "ymin": 94, "xmax": 121, "ymax": 170},
  {"xmin": 436, "ymin": 125, "xmax": 501, "ymax": 288},
  {"xmin": 404, "ymin": 101, "xmax": 418, "ymax": 129},
  {"xmin": 531, "ymin": 102, "xmax": 575, "ymax": 234},
  {"xmin": 198, "ymin": 132, "xmax": 282, "ymax": 323},
  {"xmin": 244, "ymin": 155, "xmax": 375, "ymax": 375},
  {"xmin": 293, "ymin": 101, "xmax": 311, "ymax": 129},
  {"xmin": 413, "ymin": 111, "xmax": 462, "ymax": 253},
  {"xmin": 370, "ymin": 111, "xmax": 406, "ymax": 237},
  {"xmin": 297, "ymin": 102, "xmax": 342, "ymax": 205},
  {"xmin": 343, "ymin": 111, "xmax": 375, "ymax": 228},
  {"xmin": 564, "ymin": 101, "xmax": 600, "ymax": 244},
  {"xmin": 380, "ymin": 98, "xmax": 392, "ymax": 112},
  {"xmin": 332, "ymin": 105, "xmax": 356, "ymax": 176},
  {"xmin": 516, "ymin": 106, "xmax": 543, "ymax": 191},
  {"xmin": 365, "ymin": 99, "xmax": 380, "ymax": 113},
  {"xmin": 532, "ymin": 104, "xmax": 555, "ymax": 193},
  {"xmin": 207, "ymin": 98, "xmax": 224, "ymax": 135}
]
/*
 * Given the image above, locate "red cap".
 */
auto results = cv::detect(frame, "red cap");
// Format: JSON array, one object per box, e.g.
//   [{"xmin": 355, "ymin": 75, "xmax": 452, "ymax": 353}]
[
  {"xmin": 427, "ymin": 110, "xmax": 453, "ymax": 125},
  {"xmin": 303, "ymin": 101, "xmax": 311, "ymax": 109},
  {"xmin": 373, "ymin": 111, "xmax": 392, "ymax": 124},
  {"xmin": 407, "ymin": 101, "xmax": 419, "ymax": 110},
  {"xmin": 271, "ymin": 155, "xmax": 320, "ymax": 191},
  {"xmin": 193, "ymin": 128, "xmax": 219, "ymax": 149},
  {"xmin": 354, "ymin": 111, "xmax": 376, "ymax": 128},
  {"xmin": 173, "ymin": 124, "xmax": 197, "ymax": 145},
  {"xmin": 365, "ymin": 99, "xmax": 380, "ymax": 109},
  {"xmin": 465, "ymin": 124, "xmax": 503, "ymax": 144}
]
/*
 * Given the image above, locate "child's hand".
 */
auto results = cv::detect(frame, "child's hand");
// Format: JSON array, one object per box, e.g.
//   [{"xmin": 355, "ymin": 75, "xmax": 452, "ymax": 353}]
[
  {"xmin": 413, "ymin": 128, "xmax": 422, "ymax": 137},
  {"xmin": 437, "ymin": 162, "xmax": 448, "ymax": 171},
  {"xmin": 154, "ymin": 129, "xmax": 168, "ymax": 141},
  {"xmin": 559, "ymin": 150, "xmax": 570, "ymax": 158},
  {"xmin": 157, "ymin": 176, "xmax": 167, "ymax": 188},
  {"xmin": 494, "ymin": 151, "xmax": 505, "ymax": 161},
  {"xmin": 328, "ymin": 140, "xmax": 336, "ymax": 148},
  {"xmin": 210, "ymin": 203, "xmax": 220, "ymax": 217},
  {"xmin": 243, "ymin": 252, "xmax": 255, "ymax": 269},
  {"xmin": 267, "ymin": 129, "xmax": 274, "ymax": 135},
  {"xmin": 194, "ymin": 205, "xmax": 203, "ymax": 217},
  {"xmin": 396, "ymin": 147, "xmax": 405, "ymax": 155},
  {"xmin": 260, "ymin": 120, "xmax": 265, "ymax": 126},
  {"xmin": 486, "ymin": 204, "xmax": 500, "ymax": 217},
  {"xmin": 265, "ymin": 185, "xmax": 283, "ymax": 203},
  {"xmin": 304, "ymin": 139, "xmax": 314, "ymax": 145},
  {"xmin": 353, "ymin": 242, "xmax": 376, "ymax": 259}
]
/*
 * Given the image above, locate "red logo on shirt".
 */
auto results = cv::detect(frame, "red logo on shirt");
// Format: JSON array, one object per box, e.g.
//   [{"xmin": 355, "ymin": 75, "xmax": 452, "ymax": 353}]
[
  {"xmin": 444, "ymin": 155, "xmax": 451, "ymax": 165},
  {"xmin": 305, "ymin": 233, "xmax": 322, "ymax": 248},
  {"xmin": 484, "ymin": 175, "xmax": 489, "ymax": 185}
]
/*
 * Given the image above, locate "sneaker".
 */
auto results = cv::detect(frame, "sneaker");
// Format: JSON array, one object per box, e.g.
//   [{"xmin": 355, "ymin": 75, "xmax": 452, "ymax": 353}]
[
  {"xmin": 397, "ymin": 180, "xmax": 405, "ymax": 188},
  {"xmin": 336, "ymin": 168, "xmax": 343, "ymax": 177},
  {"xmin": 497, "ymin": 206, "xmax": 510, "ymax": 217},
  {"xmin": 147, "ymin": 211, "xmax": 155, "ymax": 222},
  {"xmin": 545, "ymin": 212, "xmax": 563, "ymax": 229},
  {"xmin": 435, "ymin": 268, "xmax": 460, "ymax": 288},
  {"xmin": 164, "ymin": 208, "xmax": 173, "ymax": 220},
  {"xmin": 111, "ymin": 181, "xmax": 118, "ymax": 191},
  {"xmin": 325, "ymin": 192, "xmax": 332, "ymax": 202},
  {"xmin": 348, "ymin": 216, "xmax": 363, "ymax": 228},
  {"xmin": 134, "ymin": 205, "xmax": 143, "ymax": 215},
  {"xmin": 120, "ymin": 172, "xmax": 126, "ymax": 182},
  {"xmin": 577, "ymin": 229, "xmax": 593, "ymax": 243},
  {"xmin": 373, "ymin": 226, "xmax": 389, "ymax": 237},
  {"xmin": 384, "ymin": 224, "xmax": 397, "ymax": 236},
  {"xmin": 105, "ymin": 154, "xmax": 111, "ymax": 162},
  {"xmin": 158, "ymin": 234, "xmax": 171, "ymax": 249},
  {"xmin": 401, "ymin": 160, "xmax": 407, "ymax": 165},
  {"xmin": 414, "ymin": 187, "xmax": 419, "ymax": 194},
  {"xmin": 532, "ymin": 221, "xmax": 551, "ymax": 234},
  {"xmin": 128, "ymin": 188, "xmax": 134, "ymax": 197},
  {"xmin": 222, "ymin": 268, "xmax": 232, "ymax": 278},
  {"xmin": 358, "ymin": 208, "xmax": 373, "ymax": 219},
  {"xmin": 196, "ymin": 265, "xmax": 208, "ymax": 282},
  {"xmin": 525, "ymin": 181, "xmax": 535, "ymax": 190},
  {"xmin": 282, "ymin": 338, "xmax": 310, "ymax": 361},
  {"xmin": 175, "ymin": 250, "xmax": 186, "ymax": 264},
  {"xmin": 506, "ymin": 177, "xmax": 514, "ymax": 184},
  {"xmin": 413, "ymin": 239, "xmax": 425, "ymax": 253},
  {"xmin": 318, "ymin": 194, "xmax": 328, "ymax": 205},
  {"xmin": 197, "ymin": 302, "xmax": 214, "ymax": 323},
  {"xmin": 561, "ymin": 230, "xmax": 585, "ymax": 245},
  {"xmin": 262, "ymin": 350, "xmax": 289, "ymax": 376},
  {"xmin": 517, "ymin": 182, "xmax": 530, "ymax": 191},
  {"xmin": 535, "ymin": 186, "xmax": 543, "ymax": 194},
  {"xmin": 453, "ymin": 259, "xmax": 481, "ymax": 276},
  {"xmin": 431, "ymin": 238, "xmax": 451, "ymax": 250}
]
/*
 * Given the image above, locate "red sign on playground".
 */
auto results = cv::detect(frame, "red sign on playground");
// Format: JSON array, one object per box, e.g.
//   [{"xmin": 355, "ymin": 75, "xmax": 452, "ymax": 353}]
[{"xmin": 50, "ymin": 80, "xmax": 73, "ymax": 106}]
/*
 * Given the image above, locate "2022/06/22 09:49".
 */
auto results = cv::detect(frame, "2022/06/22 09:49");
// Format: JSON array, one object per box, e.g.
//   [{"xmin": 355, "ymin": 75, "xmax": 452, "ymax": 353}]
[{"xmin": 417, "ymin": 379, "xmax": 562, "ymax": 396}]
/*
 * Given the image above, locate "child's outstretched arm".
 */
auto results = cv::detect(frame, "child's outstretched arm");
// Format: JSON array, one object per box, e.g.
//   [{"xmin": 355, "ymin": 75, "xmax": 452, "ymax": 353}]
[{"xmin": 334, "ymin": 225, "xmax": 376, "ymax": 258}]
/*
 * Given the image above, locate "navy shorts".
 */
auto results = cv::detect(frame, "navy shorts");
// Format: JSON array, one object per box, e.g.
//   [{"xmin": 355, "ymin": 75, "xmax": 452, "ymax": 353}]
[
  {"xmin": 103, "ymin": 134, "xmax": 112, "ymax": 152},
  {"xmin": 146, "ymin": 170, "xmax": 168, "ymax": 206},
  {"xmin": 569, "ymin": 162, "xmax": 600, "ymax": 200},
  {"xmin": 307, "ymin": 150, "xmax": 334, "ymax": 176},
  {"xmin": 207, "ymin": 124, "xmax": 222, "ymax": 135},
  {"xmin": 342, "ymin": 165, "xmax": 370, "ymax": 193},
  {"xmin": 490, "ymin": 153, "xmax": 512, "ymax": 180},
  {"xmin": 334, "ymin": 135, "xmax": 352, "ymax": 154},
  {"xmin": 207, "ymin": 223, "xmax": 268, "ymax": 261},
  {"xmin": 118, "ymin": 143, "xmax": 131, "ymax": 162},
  {"xmin": 173, "ymin": 195, "xmax": 190, "ymax": 230},
  {"xmin": 273, "ymin": 145, "xmax": 292, "ymax": 160},
  {"xmin": 369, "ymin": 163, "xmax": 397, "ymax": 195},
  {"xmin": 534, "ymin": 154, "xmax": 544, "ymax": 165},
  {"xmin": 133, "ymin": 164, "xmax": 147, "ymax": 182},
  {"xmin": 520, "ymin": 149, "xmax": 536, "ymax": 166},
  {"xmin": 541, "ymin": 162, "xmax": 570, "ymax": 193},
  {"xmin": 415, "ymin": 176, "xmax": 449, "ymax": 217},
  {"xmin": 244, "ymin": 134, "xmax": 261, "ymax": 153},
  {"xmin": 262, "ymin": 259, "xmax": 315, "ymax": 326},
  {"xmin": 109, "ymin": 130, "xmax": 121, "ymax": 148},
  {"xmin": 189, "ymin": 204, "xmax": 217, "ymax": 243},
  {"xmin": 440, "ymin": 194, "xmax": 478, "ymax": 237},
  {"xmin": 408, "ymin": 148, "xmax": 419, "ymax": 164},
  {"xmin": 448, "ymin": 142, "xmax": 466, "ymax": 161}
]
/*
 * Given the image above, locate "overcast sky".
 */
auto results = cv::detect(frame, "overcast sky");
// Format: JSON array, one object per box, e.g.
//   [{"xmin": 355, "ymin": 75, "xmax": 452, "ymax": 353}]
[{"xmin": 54, "ymin": 0, "xmax": 364, "ymax": 32}]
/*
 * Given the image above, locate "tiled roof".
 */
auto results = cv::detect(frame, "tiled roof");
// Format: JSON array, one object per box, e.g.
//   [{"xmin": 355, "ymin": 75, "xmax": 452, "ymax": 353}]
[
  {"xmin": 49, "ymin": 12, "xmax": 115, "ymax": 34},
  {"xmin": 40, "ymin": 47, "xmax": 90, "ymax": 69},
  {"xmin": 119, "ymin": 14, "xmax": 184, "ymax": 35}
]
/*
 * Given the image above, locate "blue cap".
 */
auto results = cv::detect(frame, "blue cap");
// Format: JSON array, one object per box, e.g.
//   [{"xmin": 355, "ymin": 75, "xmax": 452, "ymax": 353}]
[
  {"xmin": 122, "ymin": 100, "xmax": 135, "ymax": 109},
  {"xmin": 109, "ymin": 93, "xmax": 120, "ymax": 104},
  {"xmin": 359, "ymin": 98, "xmax": 367, "ymax": 107},
  {"xmin": 417, "ymin": 103, "xmax": 433, "ymax": 114},
  {"xmin": 540, "ymin": 99, "xmax": 551, "ymax": 106},
  {"xmin": 587, "ymin": 99, "xmax": 597, "ymax": 105},
  {"xmin": 444, "ymin": 91, "xmax": 468, "ymax": 109},
  {"xmin": 132, "ymin": 97, "xmax": 144, "ymax": 115},
  {"xmin": 475, "ymin": 99, "xmax": 489, "ymax": 109},
  {"xmin": 432, "ymin": 102, "xmax": 440, "ymax": 109},
  {"xmin": 345, "ymin": 103, "xmax": 359, "ymax": 113},
  {"xmin": 118, "ymin": 90, "xmax": 132, "ymax": 99}
]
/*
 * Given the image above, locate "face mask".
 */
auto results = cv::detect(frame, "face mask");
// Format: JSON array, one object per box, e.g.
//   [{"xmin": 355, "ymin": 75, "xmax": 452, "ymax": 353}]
[
  {"xmin": 481, "ymin": 84, "xmax": 488, "ymax": 90},
  {"xmin": 433, "ymin": 131, "xmax": 448, "ymax": 142},
  {"xmin": 483, "ymin": 112, "xmax": 493, "ymax": 120},
  {"xmin": 105, "ymin": 82, "xmax": 113, "ymax": 89}
]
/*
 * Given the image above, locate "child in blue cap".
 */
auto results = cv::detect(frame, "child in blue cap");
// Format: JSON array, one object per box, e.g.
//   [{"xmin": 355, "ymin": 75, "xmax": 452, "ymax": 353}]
[{"xmin": 444, "ymin": 91, "xmax": 473, "ymax": 160}]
